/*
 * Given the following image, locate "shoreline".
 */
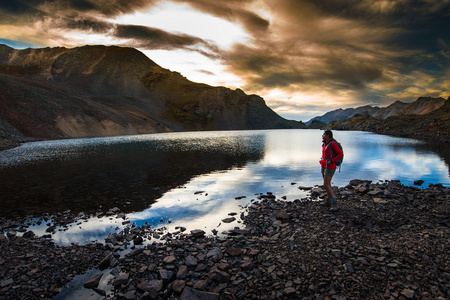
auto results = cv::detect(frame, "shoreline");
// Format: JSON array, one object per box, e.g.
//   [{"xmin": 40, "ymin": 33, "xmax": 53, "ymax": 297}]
[
  {"xmin": 1, "ymin": 179, "xmax": 449, "ymax": 299},
  {"xmin": 1, "ymin": 129, "xmax": 449, "ymax": 153}
]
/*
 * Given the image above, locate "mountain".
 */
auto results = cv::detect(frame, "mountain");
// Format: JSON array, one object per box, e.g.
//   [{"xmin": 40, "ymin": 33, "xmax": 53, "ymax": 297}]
[
  {"xmin": 0, "ymin": 44, "xmax": 304, "ymax": 148},
  {"xmin": 328, "ymin": 97, "xmax": 450, "ymax": 141},
  {"xmin": 306, "ymin": 97, "xmax": 446, "ymax": 125}
]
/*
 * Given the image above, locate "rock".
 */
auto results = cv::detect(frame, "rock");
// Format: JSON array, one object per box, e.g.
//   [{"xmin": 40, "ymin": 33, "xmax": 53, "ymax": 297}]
[
  {"xmin": 331, "ymin": 249, "xmax": 342, "ymax": 257},
  {"xmin": 126, "ymin": 248, "xmax": 144, "ymax": 257},
  {"xmin": 180, "ymin": 287, "xmax": 219, "ymax": 300},
  {"xmin": 210, "ymin": 270, "xmax": 230, "ymax": 283},
  {"xmin": 163, "ymin": 255, "xmax": 176, "ymax": 264},
  {"xmin": 275, "ymin": 211, "xmax": 289, "ymax": 220},
  {"xmin": 1, "ymin": 278, "xmax": 14, "ymax": 288},
  {"xmin": 83, "ymin": 273, "xmax": 103, "ymax": 288},
  {"xmin": 414, "ymin": 180, "xmax": 424, "ymax": 186},
  {"xmin": 171, "ymin": 279, "xmax": 186, "ymax": 294},
  {"xmin": 133, "ymin": 236, "xmax": 143, "ymax": 245},
  {"xmin": 113, "ymin": 273, "xmax": 129, "ymax": 286},
  {"xmin": 206, "ymin": 247, "xmax": 223, "ymax": 261},
  {"xmin": 7, "ymin": 230, "xmax": 16, "ymax": 238},
  {"xmin": 98, "ymin": 253, "xmax": 112, "ymax": 270},
  {"xmin": 159, "ymin": 269, "xmax": 173, "ymax": 281},
  {"xmin": 401, "ymin": 289, "xmax": 415, "ymax": 299},
  {"xmin": 368, "ymin": 188, "xmax": 384, "ymax": 196},
  {"xmin": 137, "ymin": 280, "xmax": 163, "ymax": 298},
  {"xmin": 176, "ymin": 265, "xmax": 188, "ymax": 279},
  {"xmin": 185, "ymin": 255, "xmax": 198, "ymax": 267},
  {"xmin": 241, "ymin": 259, "xmax": 255, "ymax": 271},
  {"xmin": 349, "ymin": 179, "xmax": 372, "ymax": 186},
  {"xmin": 22, "ymin": 230, "xmax": 35, "ymax": 239},
  {"xmin": 226, "ymin": 248, "xmax": 243, "ymax": 256},
  {"xmin": 222, "ymin": 217, "xmax": 236, "ymax": 223},
  {"xmin": 190, "ymin": 229, "xmax": 205, "ymax": 238},
  {"xmin": 374, "ymin": 198, "xmax": 388, "ymax": 204},
  {"xmin": 283, "ymin": 287, "xmax": 296, "ymax": 295},
  {"xmin": 344, "ymin": 263, "xmax": 355, "ymax": 273}
]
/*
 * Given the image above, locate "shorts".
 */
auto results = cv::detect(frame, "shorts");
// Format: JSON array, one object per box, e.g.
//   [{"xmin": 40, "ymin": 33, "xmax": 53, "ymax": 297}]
[{"xmin": 321, "ymin": 167, "xmax": 336, "ymax": 177}]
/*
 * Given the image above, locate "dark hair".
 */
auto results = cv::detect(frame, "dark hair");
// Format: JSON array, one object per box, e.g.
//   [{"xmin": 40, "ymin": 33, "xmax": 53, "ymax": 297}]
[{"xmin": 324, "ymin": 130, "xmax": 333, "ymax": 139}]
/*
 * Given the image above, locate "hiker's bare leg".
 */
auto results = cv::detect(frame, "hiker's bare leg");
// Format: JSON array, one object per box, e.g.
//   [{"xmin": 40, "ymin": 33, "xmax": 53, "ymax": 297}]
[{"xmin": 323, "ymin": 174, "xmax": 335, "ymax": 199}]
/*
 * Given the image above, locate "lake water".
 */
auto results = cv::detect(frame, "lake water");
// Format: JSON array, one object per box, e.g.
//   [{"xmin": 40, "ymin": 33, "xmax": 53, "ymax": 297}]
[{"xmin": 1, "ymin": 129, "xmax": 449, "ymax": 245}]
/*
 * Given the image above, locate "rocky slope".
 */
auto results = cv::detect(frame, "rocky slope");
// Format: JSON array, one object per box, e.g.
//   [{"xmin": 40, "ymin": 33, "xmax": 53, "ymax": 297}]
[
  {"xmin": 307, "ymin": 97, "xmax": 447, "ymax": 125},
  {"xmin": 0, "ymin": 44, "xmax": 304, "ymax": 148},
  {"xmin": 328, "ymin": 97, "xmax": 450, "ymax": 141}
]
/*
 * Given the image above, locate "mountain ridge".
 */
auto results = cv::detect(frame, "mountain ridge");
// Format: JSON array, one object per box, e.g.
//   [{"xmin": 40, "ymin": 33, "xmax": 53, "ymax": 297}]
[
  {"xmin": 328, "ymin": 96, "xmax": 450, "ymax": 141},
  {"xmin": 307, "ymin": 97, "xmax": 447, "ymax": 125},
  {"xmin": 0, "ymin": 44, "xmax": 304, "ymax": 149}
]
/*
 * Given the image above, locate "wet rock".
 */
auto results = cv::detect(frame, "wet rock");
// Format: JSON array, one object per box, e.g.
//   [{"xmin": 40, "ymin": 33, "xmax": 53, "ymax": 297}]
[
  {"xmin": 22, "ymin": 230, "xmax": 35, "ymax": 239},
  {"xmin": 113, "ymin": 273, "xmax": 129, "ymax": 287},
  {"xmin": 180, "ymin": 287, "xmax": 219, "ymax": 300},
  {"xmin": 414, "ymin": 180, "xmax": 424, "ymax": 186},
  {"xmin": 98, "ymin": 253, "xmax": 112, "ymax": 270},
  {"xmin": 190, "ymin": 229, "xmax": 205, "ymax": 238},
  {"xmin": 7, "ymin": 230, "xmax": 16, "ymax": 238},
  {"xmin": 222, "ymin": 217, "xmax": 236, "ymax": 223},
  {"xmin": 83, "ymin": 273, "xmax": 103, "ymax": 288}
]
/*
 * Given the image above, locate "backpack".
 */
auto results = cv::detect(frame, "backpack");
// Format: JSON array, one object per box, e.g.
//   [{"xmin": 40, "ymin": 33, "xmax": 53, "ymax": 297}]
[{"xmin": 329, "ymin": 141, "xmax": 344, "ymax": 171}]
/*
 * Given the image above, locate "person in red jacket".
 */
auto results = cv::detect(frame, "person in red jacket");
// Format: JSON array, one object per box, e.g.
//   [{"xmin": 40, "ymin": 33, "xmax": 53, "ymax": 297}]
[{"xmin": 320, "ymin": 130, "xmax": 343, "ymax": 211}]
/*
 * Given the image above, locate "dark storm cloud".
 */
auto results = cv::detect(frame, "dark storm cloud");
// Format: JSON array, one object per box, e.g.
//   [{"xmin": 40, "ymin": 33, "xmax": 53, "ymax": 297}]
[
  {"xmin": 66, "ymin": 18, "xmax": 113, "ymax": 33},
  {"xmin": 113, "ymin": 25, "xmax": 221, "ymax": 57},
  {"xmin": 55, "ymin": 0, "xmax": 155, "ymax": 17},
  {"xmin": 0, "ymin": 0, "xmax": 155, "ymax": 21},
  {"xmin": 218, "ymin": 0, "xmax": 450, "ymax": 103}
]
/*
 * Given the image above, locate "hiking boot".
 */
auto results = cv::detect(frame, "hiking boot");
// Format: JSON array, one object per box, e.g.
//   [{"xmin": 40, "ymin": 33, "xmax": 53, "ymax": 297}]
[
  {"xmin": 330, "ymin": 200, "xmax": 339, "ymax": 212},
  {"xmin": 320, "ymin": 197, "xmax": 331, "ymax": 207}
]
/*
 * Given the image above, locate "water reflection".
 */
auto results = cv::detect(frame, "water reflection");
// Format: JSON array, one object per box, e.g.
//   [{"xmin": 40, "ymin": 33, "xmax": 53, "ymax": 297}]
[
  {"xmin": 0, "ymin": 131, "xmax": 265, "ymax": 218},
  {"xmin": 1, "ymin": 129, "xmax": 449, "ymax": 245}
]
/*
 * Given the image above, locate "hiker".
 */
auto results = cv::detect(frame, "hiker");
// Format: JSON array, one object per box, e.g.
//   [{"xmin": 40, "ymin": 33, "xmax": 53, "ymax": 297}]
[{"xmin": 320, "ymin": 129, "xmax": 343, "ymax": 211}]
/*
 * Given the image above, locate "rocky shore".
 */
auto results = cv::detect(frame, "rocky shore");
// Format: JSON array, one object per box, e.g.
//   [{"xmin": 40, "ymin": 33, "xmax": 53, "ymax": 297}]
[{"xmin": 1, "ymin": 180, "xmax": 449, "ymax": 299}]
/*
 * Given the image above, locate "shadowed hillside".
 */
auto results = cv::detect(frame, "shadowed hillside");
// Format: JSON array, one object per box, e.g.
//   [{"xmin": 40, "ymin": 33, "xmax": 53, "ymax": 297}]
[{"xmin": 0, "ymin": 44, "xmax": 304, "ymax": 148}]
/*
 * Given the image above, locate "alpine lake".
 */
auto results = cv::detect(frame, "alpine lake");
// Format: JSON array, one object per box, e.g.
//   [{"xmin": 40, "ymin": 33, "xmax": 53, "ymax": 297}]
[{"xmin": 1, "ymin": 129, "xmax": 449, "ymax": 246}]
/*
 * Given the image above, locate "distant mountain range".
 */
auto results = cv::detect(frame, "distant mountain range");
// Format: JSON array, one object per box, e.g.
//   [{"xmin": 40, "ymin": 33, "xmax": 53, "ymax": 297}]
[
  {"xmin": 0, "ymin": 44, "xmax": 304, "ymax": 148},
  {"xmin": 328, "ymin": 96, "xmax": 450, "ymax": 141},
  {"xmin": 306, "ymin": 97, "xmax": 447, "ymax": 125}
]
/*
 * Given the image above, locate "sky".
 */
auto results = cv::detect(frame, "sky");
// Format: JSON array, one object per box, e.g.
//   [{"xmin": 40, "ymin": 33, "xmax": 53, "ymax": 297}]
[{"xmin": 0, "ymin": 0, "xmax": 449, "ymax": 121}]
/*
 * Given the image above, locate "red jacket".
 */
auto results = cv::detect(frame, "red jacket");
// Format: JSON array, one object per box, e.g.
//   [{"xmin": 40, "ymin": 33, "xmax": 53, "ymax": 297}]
[{"xmin": 320, "ymin": 140, "xmax": 343, "ymax": 170}]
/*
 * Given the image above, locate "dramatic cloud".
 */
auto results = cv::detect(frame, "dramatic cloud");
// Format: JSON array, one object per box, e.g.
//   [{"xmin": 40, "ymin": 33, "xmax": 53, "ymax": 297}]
[{"xmin": 0, "ymin": 0, "xmax": 449, "ymax": 121}]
